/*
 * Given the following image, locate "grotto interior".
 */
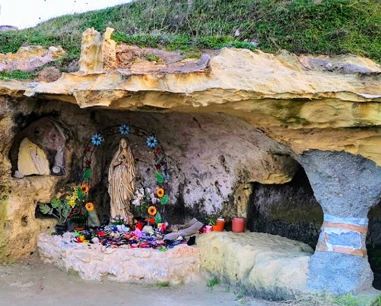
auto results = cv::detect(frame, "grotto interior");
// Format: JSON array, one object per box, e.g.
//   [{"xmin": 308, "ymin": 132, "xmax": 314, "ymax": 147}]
[{"xmin": 1, "ymin": 27, "xmax": 381, "ymax": 302}]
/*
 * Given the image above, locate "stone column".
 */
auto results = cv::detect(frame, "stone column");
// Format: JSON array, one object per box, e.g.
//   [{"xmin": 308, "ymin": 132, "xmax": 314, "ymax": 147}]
[{"xmin": 298, "ymin": 150, "xmax": 381, "ymax": 296}]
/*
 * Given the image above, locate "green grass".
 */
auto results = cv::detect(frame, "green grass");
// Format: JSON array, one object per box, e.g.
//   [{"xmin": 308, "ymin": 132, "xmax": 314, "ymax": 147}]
[
  {"xmin": 206, "ymin": 276, "xmax": 220, "ymax": 289},
  {"xmin": 0, "ymin": 70, "xmax": 37, "ymax": 81},
  {"xmin": 155, "ymin": 281, "xmax": 171, "ymax": 287},
  {"xmin": 145, "ymin": 54, "xmax": 160, "ymax": 62},
  {"xmin": 334, "ymin": 293, "xmax": 371, "ymax": 306},
  {"xmin": 0, "ymin": 0, "xmax": 380, "ymax": 76}
]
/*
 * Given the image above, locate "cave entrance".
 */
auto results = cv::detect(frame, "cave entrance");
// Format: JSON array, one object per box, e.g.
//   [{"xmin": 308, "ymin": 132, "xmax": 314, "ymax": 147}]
[
  {"xmin": 367, "ymin": 203, "xmax": 381, "ymax": 290},
  {"xmin": 247, "ymin": 166, "xmax": 323, "ymax": 248}
]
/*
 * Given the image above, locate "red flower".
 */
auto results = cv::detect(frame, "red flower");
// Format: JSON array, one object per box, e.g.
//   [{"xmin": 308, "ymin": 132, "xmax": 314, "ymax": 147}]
[{"xmin": 85, "ymin": 147, "xmax": 91, "ymax": 153}]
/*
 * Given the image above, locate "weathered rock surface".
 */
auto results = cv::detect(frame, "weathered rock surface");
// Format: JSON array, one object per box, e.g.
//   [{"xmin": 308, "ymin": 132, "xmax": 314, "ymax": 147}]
[
  {"xmin": 297, "ymin": 150, "xmax": 381, "ymax": 295},
  {"xmin": 298, "ymin": 54, "xmax": 381, "ymax": 74},
  {"xmin": 196, "ymin": 232, "xmax": 313, "ymax": 296},
  {"xmin": 79, "ymin": 27, "xmax": 117, "ymax": 73},
  {"xmin": 298, "ymin": 151, "xmax": 381, "ymax": 218},
  {"xmin": 5, "ymin": 176, "xmax": 59, "ymax": 259},
  {"xmin": 0, "ymin": 46, "xmax": 66, "ymax": 72},
  {"xmin": 36, "ymin": 67, "xmax": 62, "ymax": 83},
  {"xmin": 248, "ymin": 168, "xmax": 322, "ymax": 247},
  {"xmin": 1, "ymin": 29, "xmax": 380, "ymax": 165},
  {"xmin": 38, "ymin": 233, "xmax": 200, "ymax": 284}
]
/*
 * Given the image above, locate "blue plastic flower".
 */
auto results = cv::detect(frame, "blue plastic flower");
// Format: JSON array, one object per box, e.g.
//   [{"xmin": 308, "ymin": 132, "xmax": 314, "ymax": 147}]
[
  {"xmin": 119, "ymin": 124, "xmax": 130, "ymax": 135},
  {"xmin": 146, "ymin": 136, "xmax": 158, "ymax": 148},
  {"xmin": 91, "ymin": 133, "xmax": 103, "ymax": 146}
]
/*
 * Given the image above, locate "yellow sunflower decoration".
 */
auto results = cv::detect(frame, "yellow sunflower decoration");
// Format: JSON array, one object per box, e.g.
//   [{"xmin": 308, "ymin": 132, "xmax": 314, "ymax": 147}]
[
  {"xmin": 148, "ymin": 206, "xmax": 157, "ymax": 216},
  {"xmin": 156, "ymin": 188, "xmax": 165, "ymax": 198},
  {"xmin": 68, "ymin": 197, "xmax": 76, "ymax": 208},
  {"xmin": 85, "ymin": 202, "xmax": 94, "ymax": 212},
  {"xmin": 81, "ymin": 184, "xmax": 90, "ymax": 194}
]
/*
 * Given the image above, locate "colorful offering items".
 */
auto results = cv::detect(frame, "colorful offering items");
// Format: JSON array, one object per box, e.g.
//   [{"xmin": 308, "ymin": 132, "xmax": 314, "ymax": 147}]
[{"xmin": 71, "ymin": 223, "xmax": 189, "ymax": 250}]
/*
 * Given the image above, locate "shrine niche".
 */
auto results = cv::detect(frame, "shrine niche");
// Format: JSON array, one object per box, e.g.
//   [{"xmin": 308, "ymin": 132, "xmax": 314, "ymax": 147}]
[
  {"xmin": 81, "ymin": 124, "xmax": 169, "ymax": 224},
  {"xmin": 10, "ymin": 117, "xmax": 69, "ymax": 178}
]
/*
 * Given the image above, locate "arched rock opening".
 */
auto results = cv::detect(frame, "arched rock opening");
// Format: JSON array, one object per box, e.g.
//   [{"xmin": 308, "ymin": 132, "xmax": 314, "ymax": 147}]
[{"xmin": 247, "ymin": 166, "xmax": 323, "ymax": 248}]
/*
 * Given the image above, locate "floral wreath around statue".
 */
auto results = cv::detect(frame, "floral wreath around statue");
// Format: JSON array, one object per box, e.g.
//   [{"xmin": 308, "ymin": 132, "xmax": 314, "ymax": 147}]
[{"xmin": 83, "ymin": 124, "xmax": 170, "ymax": 227}]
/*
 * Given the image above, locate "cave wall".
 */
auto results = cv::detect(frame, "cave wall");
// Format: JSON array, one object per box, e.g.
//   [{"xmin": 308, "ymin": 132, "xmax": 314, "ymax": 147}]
[
  {"xmin": 0, "ymin": 96, "xmax": 298, "ymax": 261},
  {"xmin": 247, "ymin": 167, "xmax": 323, "ymax": 247}
]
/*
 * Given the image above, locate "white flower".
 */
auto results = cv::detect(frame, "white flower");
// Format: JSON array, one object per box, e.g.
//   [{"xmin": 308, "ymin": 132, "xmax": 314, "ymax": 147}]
[{"xmin": 132, "ymin": 198, "xmax": 141, "ymax": 206}]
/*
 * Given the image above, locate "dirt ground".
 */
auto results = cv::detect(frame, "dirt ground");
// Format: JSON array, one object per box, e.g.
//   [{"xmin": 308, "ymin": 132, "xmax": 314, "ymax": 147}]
[{"xmin": 0, "ymin": 255, "xmax": 289, "ymax": 306}]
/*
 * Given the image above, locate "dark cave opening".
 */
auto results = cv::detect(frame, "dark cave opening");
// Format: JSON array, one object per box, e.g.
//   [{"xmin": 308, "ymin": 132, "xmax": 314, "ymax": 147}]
[{"xmin": 247, "ymin": 166, "xmax": 323, "ymax": 248}]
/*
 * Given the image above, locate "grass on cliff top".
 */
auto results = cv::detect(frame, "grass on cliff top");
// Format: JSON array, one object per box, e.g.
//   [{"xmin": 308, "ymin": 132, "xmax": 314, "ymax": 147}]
[{"xmin": 0, "ymin": 0, "xmax": 380, "ymax": 65}]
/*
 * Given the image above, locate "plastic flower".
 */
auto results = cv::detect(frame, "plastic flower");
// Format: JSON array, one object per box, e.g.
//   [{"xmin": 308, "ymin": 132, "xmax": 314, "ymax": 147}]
[
  {"xmin": 91, "ymin": 133, "xmax": 103, "ymax": 146},
  {"xmin": 68, "ymin": 198, "xmax": 76, "ymax": 208},
  {"xmin": 148, "ymin": 206, "xmax": 157, "ymax": 216},
  {"xmin": 119, "ymin": 124, "xmax": 130, "ymax": 135},
  {"xmin": 85, "ymin": 202, "xmax": 94, "ymax": 212},
  {"xmin": 81, "ymin": 184, "xmax": 90, "ymax": 194},
  {"xmin": 146, "ymin": 136, "xmax": 158, "ymax": 148},
  {"xmin": 72, "ymin": 187, "xmax": 79, "ymax": 199},
  {"xmin": 156, "ymin": 188, "xmax": 165, "ymax": 198}
]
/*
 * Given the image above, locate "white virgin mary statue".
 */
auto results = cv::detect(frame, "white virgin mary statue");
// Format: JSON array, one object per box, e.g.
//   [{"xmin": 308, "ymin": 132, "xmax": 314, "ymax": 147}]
[{"xmin": 108, "ymin": 138, "xmax": 135, "ymax": 225}]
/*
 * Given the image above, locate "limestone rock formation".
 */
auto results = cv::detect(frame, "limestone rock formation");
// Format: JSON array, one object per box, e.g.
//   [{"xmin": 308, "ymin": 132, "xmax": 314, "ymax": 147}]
[
  {"xmin": 6, "ymin": 176, "xmax": 59, "ymax": 260},
  {"xmin": 37, "ymin": 67, "xmax": 62, "ymax": 83},
  {"xmin": 197, "ymin": 232, "xmax": 313, "ymax": 296},
  {"xmin": 78, "ymin": 27, "xmax": 117, "ymax": 73},
  {"xmin": 78, "ymin": 28, "xmax": 102, "ymax": 73},
  {"xmin": 13, "ymin": 30, "xmax": 380, "ymax": 166},
  {"xmin": 0, "ymin": 45, "xmax": 66, "ymax": 72}
]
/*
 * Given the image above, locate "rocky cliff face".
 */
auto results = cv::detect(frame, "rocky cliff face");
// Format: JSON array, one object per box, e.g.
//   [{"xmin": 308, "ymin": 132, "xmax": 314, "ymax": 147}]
[{"xmin": 0, "ymin": 28, "xmax": 381, "ymax": 265}]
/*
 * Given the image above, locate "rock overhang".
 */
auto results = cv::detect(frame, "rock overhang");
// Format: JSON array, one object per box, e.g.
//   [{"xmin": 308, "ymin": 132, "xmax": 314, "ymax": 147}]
[{"xmin": 1, "ymin": 28, "xmax": 381, "ymax": 168}]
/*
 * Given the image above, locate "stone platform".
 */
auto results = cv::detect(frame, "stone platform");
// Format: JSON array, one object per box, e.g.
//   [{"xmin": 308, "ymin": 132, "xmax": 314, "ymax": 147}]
[
  {"xmin": 38, "ymin": 231, "xmax": 380, "ymax": 304},
  {"xmin": 37, "ymin": 233, "xmax": 200, "ymax": 284},
  {"xmin": 196, "ymin": 232, "xmax": 380, "ymax": 304},
  {"xmin": 197, "ymin": 231, "xmax": 313, "ymax": 296}
]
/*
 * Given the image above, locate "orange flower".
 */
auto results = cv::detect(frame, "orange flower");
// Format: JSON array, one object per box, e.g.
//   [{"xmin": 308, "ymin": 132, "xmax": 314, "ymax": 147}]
[
  {"xmin": 156, "ymin": 188, "xmax": 165, "ymax": 198},
  {"xmin": 85, "ymin": 202, "xmax": 94, "ymax": 212},
  {"xmin": 148, "ymin": 206, "xmax": 157, "ymax": 216},
  {"xmin": 81, "ymin": 184, "xmax": 90, "ymax": 194}
]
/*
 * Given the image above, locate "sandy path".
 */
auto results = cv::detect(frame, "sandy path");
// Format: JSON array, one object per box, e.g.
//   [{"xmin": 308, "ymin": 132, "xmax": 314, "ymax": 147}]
[{"xmin": 0, "ymin": 255, "xmax": 287, "ymax": 306}]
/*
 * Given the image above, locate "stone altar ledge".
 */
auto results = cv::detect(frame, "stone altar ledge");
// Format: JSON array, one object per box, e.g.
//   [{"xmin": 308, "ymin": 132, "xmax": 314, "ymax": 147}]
[{"xmin": 37, "ymin": 233, "xmax": 200, "ymax": 284}]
